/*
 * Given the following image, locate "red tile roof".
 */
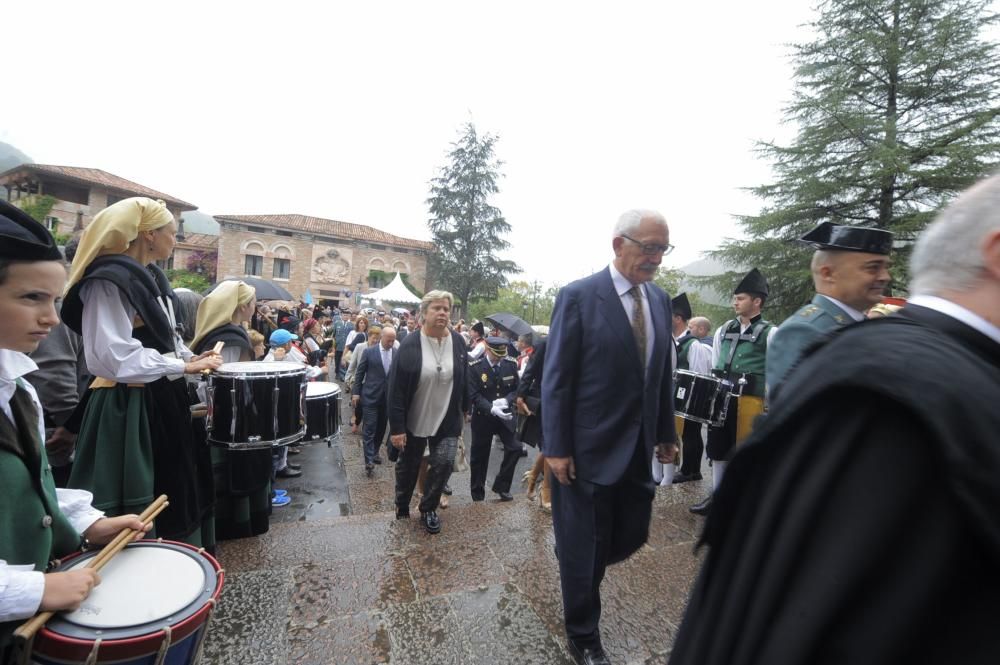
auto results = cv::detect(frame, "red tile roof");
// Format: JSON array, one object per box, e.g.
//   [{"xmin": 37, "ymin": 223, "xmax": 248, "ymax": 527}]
[
  {"xmin": 0, "ymin": 164, "xmax": 197, "ymax": 209},
  {"xmin": 215, "ymin": 214, "xmax": 434, "ymax": 251},
  {"xmin": 176, "ymin": 232, "xmax": 218, "ymax": 249}
]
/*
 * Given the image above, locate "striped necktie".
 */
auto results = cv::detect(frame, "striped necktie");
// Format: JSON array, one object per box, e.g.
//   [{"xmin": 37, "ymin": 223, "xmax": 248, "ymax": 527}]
[{"xmin": 629, "ymin": 285, "xmax": 647, "ymax": 366}]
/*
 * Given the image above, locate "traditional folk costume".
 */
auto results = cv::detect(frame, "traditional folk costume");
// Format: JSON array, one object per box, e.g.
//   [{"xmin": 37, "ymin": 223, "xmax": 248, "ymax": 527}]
[
  {"xmin": 191, "ymin": 282, "xmax": 272, "ymax": 540},
  {"xmin": 61, "ymin": 198, "xmax": 213, "ymax": 546}
]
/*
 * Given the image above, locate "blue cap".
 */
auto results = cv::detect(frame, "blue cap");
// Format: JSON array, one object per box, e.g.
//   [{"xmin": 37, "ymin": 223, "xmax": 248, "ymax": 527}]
[
  {"xmin": 485, "ymin": 336, "xmax": 509, "ymax": 356},
  {"xmin": 269, "ymin": 329, "xmax": 299, "ymax": 346}
]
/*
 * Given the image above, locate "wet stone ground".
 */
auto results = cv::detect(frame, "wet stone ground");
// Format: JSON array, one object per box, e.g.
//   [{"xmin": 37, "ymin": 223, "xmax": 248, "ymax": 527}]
[{"xmin": 200, "ymin": 394, "xmax": 708, "ymax": 664}]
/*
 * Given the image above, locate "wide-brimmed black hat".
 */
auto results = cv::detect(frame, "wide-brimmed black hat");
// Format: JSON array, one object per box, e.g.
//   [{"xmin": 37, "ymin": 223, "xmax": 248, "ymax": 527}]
[
  {"xmin": 799, "ymin": 222, "xmax": 893, "ymax": 255},
  {"xmin": 734, "ymin": 268, "xmax": 768, "ymax": 297},
  {"xmin": 671, "ymin": 293, "xmax": 692, "ymax": 320},
  {"xmin": 0, "ymin": 200, "xmax": 62, "ymax": 261}
]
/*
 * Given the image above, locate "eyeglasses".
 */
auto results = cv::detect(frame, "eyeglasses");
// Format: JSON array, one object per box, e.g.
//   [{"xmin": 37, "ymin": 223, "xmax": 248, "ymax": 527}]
[{"xmin": 620, "ymin": 233, "xmax": 674, "ymax": 256}]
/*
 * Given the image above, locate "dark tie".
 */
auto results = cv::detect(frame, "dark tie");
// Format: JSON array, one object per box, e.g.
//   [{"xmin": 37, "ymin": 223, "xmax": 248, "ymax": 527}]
[{"xmin": 629, "ymin": 285, "xmax": 647, "ymax": 366}]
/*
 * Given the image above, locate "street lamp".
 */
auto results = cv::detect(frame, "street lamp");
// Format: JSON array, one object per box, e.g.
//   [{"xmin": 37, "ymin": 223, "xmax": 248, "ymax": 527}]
[{"xmin": 522, "ymin": 302, "xmax": 528, "ymax": 324}]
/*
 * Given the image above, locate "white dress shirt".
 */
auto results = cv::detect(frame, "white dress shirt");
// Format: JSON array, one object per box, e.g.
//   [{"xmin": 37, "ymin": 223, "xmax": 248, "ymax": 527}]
[
  {"xmin": 710, "ymin": 318, "xmax": 779, "ymax": 368},
  {"xmin": 608, "ymin": 264, "xmax": 655, "ymax": 369},
  {"xmin": 820, "ymin": 295, "xmax": 866, "ymax": 322},
  {"xmin": 0, "ymin": 349, "xmax": 104, "ymax": 623},
  {"xmin": 908, "ymin": 295, "xmax": 1000, "ymax": 344},
  {"xmin": 675, "ymin": 333, "xmax": 713, "ymax": 375}
]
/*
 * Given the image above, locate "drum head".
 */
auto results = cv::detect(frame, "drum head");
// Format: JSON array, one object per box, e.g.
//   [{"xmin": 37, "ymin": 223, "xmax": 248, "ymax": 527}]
[
  {"xmin": 61, "ymin": 545, "xmax": 207, "ymax": 630},
  {"xmin": 218, "ymin": 361, "xmax": 306, "ymax": 376},
  {"xmin": 306, "ymin": 381, "xmax": 340, "ymax": 398}
]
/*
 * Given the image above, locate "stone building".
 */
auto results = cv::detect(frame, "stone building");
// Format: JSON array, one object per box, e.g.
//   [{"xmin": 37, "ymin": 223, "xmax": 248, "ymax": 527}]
[
  {"xmin": 0, "ymin": 164, "xmax": 196, "ymax": 236},
  {"xmin": 169, "ymin": 232, "xmax": 219, "ymax": 274},
  {"xmin": 215, "ymin": 214, "xmax": 433, "ymax": 307}
]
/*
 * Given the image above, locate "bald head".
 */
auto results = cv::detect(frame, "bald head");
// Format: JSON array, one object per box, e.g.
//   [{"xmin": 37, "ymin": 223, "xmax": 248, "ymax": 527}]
[{"xmin": 809, "ymin": 247, "xmax": 892, "ymax": 312}]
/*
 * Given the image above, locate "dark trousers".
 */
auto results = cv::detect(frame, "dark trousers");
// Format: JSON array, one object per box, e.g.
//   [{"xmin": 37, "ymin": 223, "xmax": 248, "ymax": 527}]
[
  {"xmin": 706, "ymin": 398, "xmax": 739, "ymax": 461},
  {"xmin": 395, "ymin": 433, "xmax": 457, "ymax": 513},
  {"xmin": 334, "ymin": 349, "xmax": 344, "ymax": 379},
  {"xmin": 550, "ymin": 441, "xmax": 655, "ymax": 648},
  {"xmin": 679, "ymin": 419, "xmax": 704, "ymax": 476},
  {"xmin": 470, "ymin": 415, "xmax": 518, "ymax": 499},
  {"xmin": 361, "ymin": 400, "xmax": 387, "ymax": 465}
]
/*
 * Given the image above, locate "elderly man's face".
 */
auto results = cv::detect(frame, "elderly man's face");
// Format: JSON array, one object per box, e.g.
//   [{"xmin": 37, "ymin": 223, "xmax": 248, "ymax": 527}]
[
  {"xmin": 613, "ymin": 217, "xmax": 670, "ymax": 284},
  {"xmin": 381, "ymin": 329, "xmax": 396, "ymax": 349}
]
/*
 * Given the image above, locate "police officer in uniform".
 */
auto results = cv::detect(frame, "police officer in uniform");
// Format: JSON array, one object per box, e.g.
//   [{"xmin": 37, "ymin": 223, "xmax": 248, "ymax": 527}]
[
  {"xmin": 468, "ymin": 336, "xmax": 521, "ymax": 501},
  {"xmin": 691, "ymin": 268, "xmax": 776, "ymax": 515},
  {"xmin": 766, "ymin": 222, "xmax": 893, "ymax": 394}
]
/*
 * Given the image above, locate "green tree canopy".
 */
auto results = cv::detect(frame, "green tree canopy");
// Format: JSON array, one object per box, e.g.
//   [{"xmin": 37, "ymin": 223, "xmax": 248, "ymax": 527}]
[
  {"xmin": 711, "ymin": 0, "xmax": 1000, "ymax": 320},
  {"xmin": 467, "ymin": 280, "xmax": 558, "ymax": 327},
  {"xmin": 427, "ymin": 122, "xmax": 520, "ymax": 319}
]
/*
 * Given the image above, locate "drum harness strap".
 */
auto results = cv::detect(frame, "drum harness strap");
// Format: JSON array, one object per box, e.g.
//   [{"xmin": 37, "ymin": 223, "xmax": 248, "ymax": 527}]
[{"xmin": 721, "ymin": 319, "xmax": 767, "ymax": 376}]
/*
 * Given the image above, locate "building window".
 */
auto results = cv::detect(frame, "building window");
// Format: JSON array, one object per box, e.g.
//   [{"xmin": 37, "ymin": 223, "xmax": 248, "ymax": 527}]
[
  {"xmin": 273, "ymin": 257, "xmax": 290, "ymax": 280},
  {"xmin": 245, "ymin": 254, "xmax": 263, "ymax": 276},
  {"xmin": 248, "ymin": 226, "xmax": 268, "ymax": 233},
  {"xmin": 44, "ymin": 216, "xmax": 59, "ymax": 232}
]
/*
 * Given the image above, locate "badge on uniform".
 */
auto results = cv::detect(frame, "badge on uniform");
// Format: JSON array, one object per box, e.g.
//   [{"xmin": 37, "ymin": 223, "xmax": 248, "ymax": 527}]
[{"xmin": 481, "ymin": 372, "xmax": 489, "ymax": 384}]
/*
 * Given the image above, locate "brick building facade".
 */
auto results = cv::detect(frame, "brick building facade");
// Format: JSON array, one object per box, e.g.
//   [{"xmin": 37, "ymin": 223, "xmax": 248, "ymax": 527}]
[
  {"xmin": 215, "ymin": 214, "xmax": 433, "ymax": 307},
  {"xmin": 0, "ymin": 164, "xmax": 196, "ymax": 236}
]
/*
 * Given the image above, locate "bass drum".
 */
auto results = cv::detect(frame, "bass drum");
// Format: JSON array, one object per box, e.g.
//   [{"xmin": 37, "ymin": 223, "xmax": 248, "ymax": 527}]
[{"xmin": 207, "ymin": 361, "xmax": 306, "ymax": 450}]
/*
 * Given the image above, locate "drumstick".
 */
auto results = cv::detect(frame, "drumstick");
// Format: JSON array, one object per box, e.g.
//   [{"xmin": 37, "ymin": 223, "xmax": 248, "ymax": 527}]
[
  {"xmin": 201, "ymin": 341, "xmax": 226, "ymax": 375},
  {"xmin": 13, "ymin": 495, "xmax": 169, "ymax": 643}
]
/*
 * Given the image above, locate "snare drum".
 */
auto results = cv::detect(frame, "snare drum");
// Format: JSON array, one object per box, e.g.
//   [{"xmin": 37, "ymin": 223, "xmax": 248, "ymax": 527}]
[
  {"xmin": 207, "ymin": 361, "xmax": 306, "ymax": 449},
  {"xmin": 673, "ymin": 370, "xmax": 735, "ymax": 427},
  {"xmin": 31, "ymin": 540, "xmax": 224, "ymax": 665},
  {"xmin": 305, "ymin": 382, "xmax": 341, "ymax": 441}
]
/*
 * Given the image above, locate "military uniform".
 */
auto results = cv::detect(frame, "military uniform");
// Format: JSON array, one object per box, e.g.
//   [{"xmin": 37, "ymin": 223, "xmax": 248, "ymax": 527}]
[{"xmin": 467, "ymin": 338, "xmax": 521, "ymax": 500}]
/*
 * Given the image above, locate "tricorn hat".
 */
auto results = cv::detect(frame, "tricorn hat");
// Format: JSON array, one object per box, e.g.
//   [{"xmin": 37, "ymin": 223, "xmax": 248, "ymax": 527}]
[
  {"xmin": 734, "ymin": 268, "xmax": 768, "ymax": 297},
  {"xmin": 799, "ymin": 222, "xmax": 893, "ymax": 255},
  {"xmin": 671, "ymin": 293, "xmax": 692, "ymax": 320},
  {"xmin": 0, "ymin": 200, "xmax": 62, "ymax": 261}
]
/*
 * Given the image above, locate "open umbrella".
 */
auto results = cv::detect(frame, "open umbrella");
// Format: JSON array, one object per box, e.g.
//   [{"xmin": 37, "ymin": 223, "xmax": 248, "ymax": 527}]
[
  {"xmin": 206, "ymin": 276, "xmax": 293, "ymax": 301},
  {"xmin": 485, "ymin": 312, "xmax": 533, "ymax": 337}
]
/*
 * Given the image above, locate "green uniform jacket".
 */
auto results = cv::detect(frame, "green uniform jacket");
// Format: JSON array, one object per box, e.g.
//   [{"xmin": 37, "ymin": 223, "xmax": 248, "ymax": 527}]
[
  {"xmin": 766, "ymin": 294, "xmax": 856, "ymax": 393},
  {"xmin": 0, "ymin": 386, "xmax": 81, "ymax": 653}
]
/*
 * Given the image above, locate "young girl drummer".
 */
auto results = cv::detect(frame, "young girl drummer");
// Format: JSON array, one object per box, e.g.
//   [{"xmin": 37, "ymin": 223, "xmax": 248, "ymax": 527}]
[{"xmin": 0, "ymin": 201, "xmax": 149, "ymax": 660}]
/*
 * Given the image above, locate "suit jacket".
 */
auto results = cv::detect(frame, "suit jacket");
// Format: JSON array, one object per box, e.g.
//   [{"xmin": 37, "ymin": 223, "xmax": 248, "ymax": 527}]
[
  {"xmin": 353, "ymin": 343, "xmax": 395, "ymax": 406},
  {"xmin": 541, "ymin": 267, "xmax": 675, "ymax": 485},
  {"xmin": 468, "ymin": 355, "xmax": 519, "ymax": 432},
  {"xmin": 767, "ymin": 294, "xmax": 856, "ymax": 393},
  {"xmin": 516, "ymin": 338, "xmax": 546, "ymax": 446}
]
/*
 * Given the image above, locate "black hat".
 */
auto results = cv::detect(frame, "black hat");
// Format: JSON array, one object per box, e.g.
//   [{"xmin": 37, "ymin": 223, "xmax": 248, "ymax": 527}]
[
  {"xmin": 471, "ymin": 321, "xmax": 485, "ymax": 336},
  {"xmin": 671, "ymin": 293, "xmax": 692, "ymax": 320},
  {"xmin": 0, "ymin": 200, "xmax": 62, "ymax": 261},
  {"xmin": 485, "ymin": 336, "xmax": 509, "ymax": 356},
  {"xmin": 800, "ymin": 222, "xmax": 893, "ymax": 255},
  {"xmin": 734, "ymin": 268, "xmax": 768, "ymax": 297}
]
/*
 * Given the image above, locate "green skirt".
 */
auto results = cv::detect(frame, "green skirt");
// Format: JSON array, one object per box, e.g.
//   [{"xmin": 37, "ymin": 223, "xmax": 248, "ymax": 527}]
[{"xmin": 68, "ymin": 378, "xmax": 214, "ymax": 547}]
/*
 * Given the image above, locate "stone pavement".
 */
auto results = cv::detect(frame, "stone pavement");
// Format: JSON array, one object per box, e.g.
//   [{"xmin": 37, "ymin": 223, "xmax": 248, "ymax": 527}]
[{"xmin": 200, "ymin": 401, "xmax": 709, "ymax": 664}]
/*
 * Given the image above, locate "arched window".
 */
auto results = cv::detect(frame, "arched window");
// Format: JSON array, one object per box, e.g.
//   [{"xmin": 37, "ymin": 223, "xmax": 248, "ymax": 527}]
[
  {"xmin": 243, "ymin": 241, "xmax": 264, "ymax": 277},
  {"xmin": 272, "ymin": 245, "xmax": 292, "ymax": 280}
]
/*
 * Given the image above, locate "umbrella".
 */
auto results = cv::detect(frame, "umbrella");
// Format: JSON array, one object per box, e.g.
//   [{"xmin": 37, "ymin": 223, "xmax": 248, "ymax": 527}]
[
  {"xmin": 206, "ymin": 276, "xmax": 293, "ymax": 301},
  {"xmin": 485, "ymin": 312, "xmax": 533, "ymax": 337},
  {"xmin": 391, "ymin": 307, "xmax": 411, "ymax": 315}
]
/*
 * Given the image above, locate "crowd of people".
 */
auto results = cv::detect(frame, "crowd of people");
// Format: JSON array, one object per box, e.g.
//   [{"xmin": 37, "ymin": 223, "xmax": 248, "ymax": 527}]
[{"xmin": 2, "ymin": 171, "xmax": 998, "ymax": 664}]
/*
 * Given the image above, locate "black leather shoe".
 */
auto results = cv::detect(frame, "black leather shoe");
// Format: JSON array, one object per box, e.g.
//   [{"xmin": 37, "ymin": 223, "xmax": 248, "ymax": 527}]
[
  {"xmin": 689, "ymin": 495, "xmax": 712, "ymax": 515},
  {"xmin": 365, "ymin": 463, "xmax": 374, "ymax": 476},
  {"xmin": 286, "ymin": 462, "xmax": 302, "ymax": 471},
  {"xmin": 442, "ymin": 484, "xmax": 453, "ymax": 496},
  {"xmin": 673, "ymin": 471, "xmax": 703, "ymax": 484},
  {"xmin": 372, "ymin": 456, "xmax": 383, "ymax": 464},
  {"xmin": 395, "ymin": 506, "xmax": 410, "ymax": 519},
  {"xmin": 420, "ymin": 510, "xmax": 441, "ymax": 534},
  {"xmin": 276, "ymin": 466, "xmax": 302, "ymax": 478},
  {"xmin": 495, "ymin": 491, "xmax": 513, "ymax": 502},
  {"xmin": 568, "ymin": 640, "xmax": 611, "ymax": 665}
]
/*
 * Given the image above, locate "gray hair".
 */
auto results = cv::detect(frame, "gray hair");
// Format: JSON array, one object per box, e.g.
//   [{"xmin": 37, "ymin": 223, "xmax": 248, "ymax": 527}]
[
  {"xmin": 419, "ymin": 289, "xmax": 454, "ymax": 315},
  {"xmin": 910, "ymin": 175, "xmax": 1000, "ymax": 295},
  {"xmin": 173, "ymin": 288, "xmax": 204, "ymax": 343},
  {"xmin": 613, "ymin": 209, "xmax": 667, "ymax": 238}
]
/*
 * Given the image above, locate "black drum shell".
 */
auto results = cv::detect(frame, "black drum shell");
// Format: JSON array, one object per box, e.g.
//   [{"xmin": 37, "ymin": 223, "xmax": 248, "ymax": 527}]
[{"xmin": 207, "ymin": 362, "xmax": 306, "ymax": 449}]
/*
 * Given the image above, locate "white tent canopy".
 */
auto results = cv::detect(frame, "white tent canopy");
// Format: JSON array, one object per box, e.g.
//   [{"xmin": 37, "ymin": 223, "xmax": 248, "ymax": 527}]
[{"xmin": 367, "ymin": 272, "xmax": 421, "ymax": 304}]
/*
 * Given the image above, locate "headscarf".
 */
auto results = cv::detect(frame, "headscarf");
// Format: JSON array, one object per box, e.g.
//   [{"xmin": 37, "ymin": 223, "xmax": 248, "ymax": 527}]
[
  {"xmin": 66, "ymin": 197, "xmax": 175, "ymax": 292},
  {"xmin": 302, "ymin": 317, "xmax": 319, "ymax": 336},
  {"xmin": 191, "ymin": 281, "xmax": 256, "ymax": 350}
]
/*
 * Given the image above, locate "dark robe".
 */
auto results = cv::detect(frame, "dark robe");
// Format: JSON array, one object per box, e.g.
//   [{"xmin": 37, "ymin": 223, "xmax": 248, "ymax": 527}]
[{"xmin": 670, "ymin": 305, "xmax": 1000, "ymax": 665}]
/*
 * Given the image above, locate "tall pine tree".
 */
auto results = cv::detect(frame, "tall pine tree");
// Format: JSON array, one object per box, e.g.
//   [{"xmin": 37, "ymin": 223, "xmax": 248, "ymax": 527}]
[
  {"xmin": 427, "ymin": 122, "xmax": 519, "ymax": 319},
  {"xmin": 712, "ymin": 0, "xmax": 1000, "ymax": 319}
]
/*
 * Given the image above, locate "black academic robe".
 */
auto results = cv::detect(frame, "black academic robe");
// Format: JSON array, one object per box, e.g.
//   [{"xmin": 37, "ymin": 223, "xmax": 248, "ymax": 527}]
[{"xmin": 669, "ymin": 305, "xmax": 1000, "ymax": 665}]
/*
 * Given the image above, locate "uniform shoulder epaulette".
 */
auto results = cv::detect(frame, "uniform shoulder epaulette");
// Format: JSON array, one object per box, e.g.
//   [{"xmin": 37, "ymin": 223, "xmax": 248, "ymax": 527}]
[
  {"xmin": 468, "ymin": 358, "xmax": 480, "ymax": 366},
  {"xmin": 501, "ymin": 356, "xmax": 517, "ymax": 364},
  {"xmin": 798, "ymin": 305, "xmax": 821, "ymax": 319}
]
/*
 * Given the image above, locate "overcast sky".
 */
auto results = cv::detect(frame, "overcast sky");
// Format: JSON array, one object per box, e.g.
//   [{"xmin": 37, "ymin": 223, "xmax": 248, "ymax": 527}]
[{"xmin": 3, "ymin": 1, "xmax": 824, "ymax": 286}]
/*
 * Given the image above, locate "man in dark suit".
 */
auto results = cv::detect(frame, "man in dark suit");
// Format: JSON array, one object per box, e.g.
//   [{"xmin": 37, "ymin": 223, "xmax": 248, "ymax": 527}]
[
  {"xmin": 542, "ymin": 209, "xmax": 677, "ymax": 665},
  {"xmin": 468, "ymin": 336, "xmax": 521, "ymax": 501},
  {"xmin": 353, "ymin": 326, "xmax": 396, "ymax": 474}
]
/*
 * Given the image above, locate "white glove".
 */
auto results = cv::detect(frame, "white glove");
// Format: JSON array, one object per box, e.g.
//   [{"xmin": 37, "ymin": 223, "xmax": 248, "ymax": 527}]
[
  {"xmin": 490, "ymin": 404, "xmax": 513, "ymax": 421},
  {"xmin": 492, "ymin": 398, "xmax": 508, "ymax": 409}
]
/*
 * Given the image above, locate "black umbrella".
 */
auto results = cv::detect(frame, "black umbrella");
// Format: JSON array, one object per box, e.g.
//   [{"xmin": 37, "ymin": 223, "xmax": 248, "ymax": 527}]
[
  {"xmin": 206, "ymin": 276, "xmax": 294, "ymax": 301},
  {"xmin": 485, "ymin": 312, "xmax": 533, "ymax": 337}
]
